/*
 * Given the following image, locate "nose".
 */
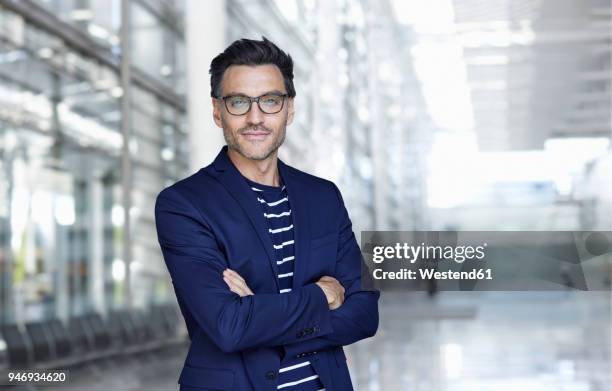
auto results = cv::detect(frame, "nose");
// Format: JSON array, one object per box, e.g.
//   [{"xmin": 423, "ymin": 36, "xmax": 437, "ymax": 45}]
[{"xmin": 245, "ymin": 101, "xmax": 264, "ymax": 125}]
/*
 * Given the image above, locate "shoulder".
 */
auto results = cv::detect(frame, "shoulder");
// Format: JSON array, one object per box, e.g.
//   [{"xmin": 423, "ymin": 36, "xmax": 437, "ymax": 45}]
[{"xmin": 155, "ymin": 163, "xmax": 222, "ymax": 207}]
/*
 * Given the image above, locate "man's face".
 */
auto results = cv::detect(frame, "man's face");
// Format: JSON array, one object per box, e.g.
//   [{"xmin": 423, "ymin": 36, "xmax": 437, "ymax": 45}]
[{"xmin": 213, "ymin": 64, "xmax": 295, "ymax": 161}]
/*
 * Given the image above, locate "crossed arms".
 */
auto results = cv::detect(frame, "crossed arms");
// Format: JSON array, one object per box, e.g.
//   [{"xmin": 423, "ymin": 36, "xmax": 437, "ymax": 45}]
[{"xmin": 155, "ymin": 184, "xmax": 379, "ymax": 356}]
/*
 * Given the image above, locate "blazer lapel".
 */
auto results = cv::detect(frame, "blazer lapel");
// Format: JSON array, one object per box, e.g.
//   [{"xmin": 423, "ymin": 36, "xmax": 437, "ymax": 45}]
[
  {"xmin": 278, "ymin": 159, "xmax": 311, "ymax": 290},
  {"xmin": 211, "ymin": 147, "xmax": 280, "ymax": 290}
]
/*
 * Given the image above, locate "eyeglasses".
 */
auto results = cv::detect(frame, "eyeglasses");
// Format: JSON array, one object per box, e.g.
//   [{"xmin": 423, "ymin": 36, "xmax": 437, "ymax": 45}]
[{"xmin": 219, "ymin": 93, "xmax": 288, "ymax": 116}]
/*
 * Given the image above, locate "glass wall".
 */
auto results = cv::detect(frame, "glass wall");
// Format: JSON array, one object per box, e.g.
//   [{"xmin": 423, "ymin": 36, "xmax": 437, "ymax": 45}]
[{"xmin": 0, "ymin": 0, "xmax": 187, "ymax": 325}]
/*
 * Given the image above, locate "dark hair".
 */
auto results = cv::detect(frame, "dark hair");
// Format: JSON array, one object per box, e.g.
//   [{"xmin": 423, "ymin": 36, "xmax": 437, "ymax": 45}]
[{"xmin": 209, "ymin": 37, "xmax": 296, "ymax": 98}]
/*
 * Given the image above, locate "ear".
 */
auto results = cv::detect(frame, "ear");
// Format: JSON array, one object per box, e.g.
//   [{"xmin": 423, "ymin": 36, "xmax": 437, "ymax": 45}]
[
  {"xmin": 286, "ymin": 97, "xmax": 295, "ymax": 126},
  {"xmin": 212, "ymin": 98, "xmax": 223, "ymax": 128}
]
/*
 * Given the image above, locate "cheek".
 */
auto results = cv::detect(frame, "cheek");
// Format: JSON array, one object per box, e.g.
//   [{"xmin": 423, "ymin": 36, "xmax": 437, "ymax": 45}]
[
  {"xmin": 271, "ymin": 114, "xmax": 289, "ymax": 130},
  {"xmin": 221, "ymin": 114, "xmax": 244, "ymax": 131}
]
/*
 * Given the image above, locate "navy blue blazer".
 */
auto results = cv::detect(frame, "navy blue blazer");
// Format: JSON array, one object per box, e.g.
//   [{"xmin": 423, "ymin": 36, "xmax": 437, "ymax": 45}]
[{"xmin": 155, "ymin": 146, "xmax": 380, "ymax": 390}]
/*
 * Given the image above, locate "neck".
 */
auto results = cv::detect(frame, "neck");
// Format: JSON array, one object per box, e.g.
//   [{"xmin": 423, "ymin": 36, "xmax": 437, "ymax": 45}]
[{"xmin": 227, "ymin": 147, "xmax": 280, "ymax": 186}]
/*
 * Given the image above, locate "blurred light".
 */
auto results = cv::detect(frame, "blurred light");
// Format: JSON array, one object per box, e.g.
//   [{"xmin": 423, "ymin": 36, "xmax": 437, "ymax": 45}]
[
  {"xmin": 32, "ymin": 191, "xmax": 52, "ymax": 225},
  {"xmin": 54, "ymin": 195, "xmax": 75, "ymax": 226},
  {"xmin": 441, "ymin": 343, "xmax": 463, "ymax": 378},
  {"xmin": 320, "ymin": 85, "xmax": 335, "ymax": 103},
  {"xmin": 359, "ymin": 157, "xmax": 373, "ymax": 180},
  {"xmin": 87, "ymin": 23, "xmax": 110, "ymax": 40},
  {"xmin": 358, "ymin": 107, "xmax": 370, "ymax": 122},
  {"xmin": 412, "ymin": 42, "xmax": 474, "ymax": 131},
  {"xmin": 161, "ymin": 148, "xmax": 175, "ymax": 161},
  {"xmin": 392, "ymin": 0, "xmax": 455, "ymax": 34},
  {"xmin": 456, "ymin": 20, "xmax": 535, "ymax": 48},
  {"xmin": 557, "ymin": 360, "xmax": 575, "ymax": 380},
  {"xmin": 378, "ymin": 62, "xmax": 401, "ymax": 83},
  {"xmin": 130, "ymin": 260, "xmax": 142, "ymax": 271},
  {"xmin": 66, "ymin": 53, "xmax": 78, "ymax": 65},
  {"xmin": 101, "ymin": 110, "xmax": 121, "ymax": 122},
  {"xmin": 545, "ymin": 137, "xmax": 610, "ymax": 196},
  {"xmin": 108, "ymin": 35, "xmax": 120, "ymax": 46},
  {"xmin": 70, "ymin": 9, "xmax": 93, "ymax": 21},
  {"xmin": 160, "ymin": 65, "xmax": 173, "ymax": 76},
  {"xmin": 465, "ymin": 54, "xmax": 509, "ymax": 66},
  {"xmin": 387, "ymin": 104, "xmax": 401, "ymax": 118},
  {"xmin": 110, "ymin": 86, "xmax": 123, "ymax": 98},
  {"xmin": 129, "ymin": 138, "xmax": 139, "ymax": 154},
  {"xmin": 0, "ymin": 50, "xmax": 27, "ymax": 63},
  {"xmin": 339, "ymin": 72, "xmax": 349, "ymax": 87},
  {"xmin": 274, "ymin": 0, "xmax": 298, "ymax": 24},
  {"xmin": 346, "ymin": 3, "xmax": 365, "ymax": 28},
  {"xmin": 4, "ymin": 131, "xmax": 17, "ymax": 150},
  {"xmin": 470, "ymin": 80, "xmax": 508, "ymax": 91},
  {"xmin": 112, "ymin": 258, "xmax": 125, "ymax": 281},
  {"xmin": 427, "ymin": 132, "xmax": 481, "ymax": 208},
  {"xmin": 429, "ymin": 134, "xmax": 611, "ymax": 208},
  {"xmin": 332, "ymin": 150, "xmax": 345, "ymax": 167},
  {"xmin": 37, "ymin": 47, "xmax": 54, "ymax": 59},
  {"xmin": 544, "ymin": 137, "xmax": 610, "ymax": 156},
  {"xmin": 303, "ymin": 0, "xmax": 315, "ymax": 12},
  {"xmin": 394, "ymin": 0, "xmax": 473, "ymax": 131},
  {"xmin": 129, "ymin": 206, "xmax": 140, "ymax": 218},
  {"xmin": 111, "ymin": 204, "xmax": 124, "ymax": 226},
  {"xmin": 57, "ymin": 103, "xmax": 122, "ymax": 150},
  {"xmin": 0, "ymin": 339, "xmax": 6, "ymax": 351}
]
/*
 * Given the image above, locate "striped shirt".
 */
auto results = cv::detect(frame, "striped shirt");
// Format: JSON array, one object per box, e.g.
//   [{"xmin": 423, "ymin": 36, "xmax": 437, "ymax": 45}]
[{"xmin": 245, "ymin": 176, "xmax": 325, "ymax": 391}]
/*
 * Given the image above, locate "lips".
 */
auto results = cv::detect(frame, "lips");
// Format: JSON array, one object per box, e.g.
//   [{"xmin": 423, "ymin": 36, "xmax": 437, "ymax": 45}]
[{"xmin": 241, "ymin": 130, "xmax": 270, "ymax": 140}]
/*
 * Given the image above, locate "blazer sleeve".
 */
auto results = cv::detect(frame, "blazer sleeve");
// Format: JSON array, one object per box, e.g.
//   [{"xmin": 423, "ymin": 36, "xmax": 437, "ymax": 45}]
[
  {"xmin": 155, "ymin": 186, "xmax": 333, "ymax": 353},
  {"xmin": 282, "ymin": 184, "xmax": 380, "ymax": 359}
]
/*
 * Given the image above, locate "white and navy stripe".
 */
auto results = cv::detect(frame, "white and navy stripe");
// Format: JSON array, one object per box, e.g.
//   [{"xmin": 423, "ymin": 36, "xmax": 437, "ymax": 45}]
[{"xmin": 245, "ymin": 177, "xmax": 324, "ymax": 391}]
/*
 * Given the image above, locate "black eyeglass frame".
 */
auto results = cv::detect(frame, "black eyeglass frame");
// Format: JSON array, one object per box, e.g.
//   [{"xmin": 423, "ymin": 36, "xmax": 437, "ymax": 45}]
[{"xmin": 218, "ymin": 93, "xmax": 289, "ymax": 116}]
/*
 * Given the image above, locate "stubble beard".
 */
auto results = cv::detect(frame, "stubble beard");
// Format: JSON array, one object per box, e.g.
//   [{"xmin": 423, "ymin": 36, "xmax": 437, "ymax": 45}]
[{"xmin": 223, "ymin": 121, "xmax": 287, "ymax": 161}]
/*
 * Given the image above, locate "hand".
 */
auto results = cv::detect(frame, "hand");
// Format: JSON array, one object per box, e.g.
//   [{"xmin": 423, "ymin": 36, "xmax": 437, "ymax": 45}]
[
  {"xmin": 223, "ymin": 268, "xmax": 254, "ymax": 297},
  {"xmin": 315, "ymin": 276, "xmax": 345, "ymax": 310}
]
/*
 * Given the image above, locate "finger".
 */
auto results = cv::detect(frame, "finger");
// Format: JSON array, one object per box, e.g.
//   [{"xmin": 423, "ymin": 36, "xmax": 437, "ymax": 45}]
[
  {"xmin": 224, "ymin": 273, "xmax": 248, "ymax": 291},
  {"xmin": 223, "ymin": 274, "xmax": 247, "ymax": 294},
  {"xmin": 223, "ymin": 276, "xmax": 243, "ymax": 295},
  {"xmin": 224, "ymin": 272, "xmax": 254, "ymax": 296},
  {"xmin": 225, "ymin": 269, "xmax": 247, "ymax": 283},
  {"xmin": 319, "ymin": 275, "xmax": 337, "ymax": 282},
  {"xmin": 223, "ymin": 276, "xmax": 241, "ymax": 295}
]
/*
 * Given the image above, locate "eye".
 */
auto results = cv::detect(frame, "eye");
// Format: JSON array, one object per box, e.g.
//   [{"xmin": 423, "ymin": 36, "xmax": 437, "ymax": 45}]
[
  {"xmin": 262, "ymin": 95, "xmax": 281, "ymax": 105},
  {"xmin": 229, "ymin": 96, "xmax": 249, "ymax": 106}
]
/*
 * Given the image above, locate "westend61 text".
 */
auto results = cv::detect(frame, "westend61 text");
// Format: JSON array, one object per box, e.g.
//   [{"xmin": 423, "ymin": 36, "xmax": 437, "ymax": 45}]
[{"xmin": 373, "ymin": 268, "xmax": 493, "ymax": 280}]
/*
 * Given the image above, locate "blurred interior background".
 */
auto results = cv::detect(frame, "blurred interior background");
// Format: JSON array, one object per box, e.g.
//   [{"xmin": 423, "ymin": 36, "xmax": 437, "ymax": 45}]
[{"xmin": 0, "ymin": 0, "xmax": 610, "ymax": 390}]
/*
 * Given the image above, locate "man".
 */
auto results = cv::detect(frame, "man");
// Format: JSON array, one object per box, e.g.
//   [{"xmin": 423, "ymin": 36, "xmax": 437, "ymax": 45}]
[{"xmin": 155, "ymin": 37, "xmax": 379, "ymax": 391}]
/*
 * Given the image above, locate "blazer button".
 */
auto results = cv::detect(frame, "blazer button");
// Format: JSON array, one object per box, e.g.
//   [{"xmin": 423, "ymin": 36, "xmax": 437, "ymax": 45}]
[{"xmin": 265, "ymin": 371, "xmax": 277, "ymax": 380}]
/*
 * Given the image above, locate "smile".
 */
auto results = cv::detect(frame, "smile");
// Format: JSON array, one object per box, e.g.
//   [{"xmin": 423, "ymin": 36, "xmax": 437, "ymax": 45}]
[{"xmin": 242, "ymin": 132, "xmax": 270, "ymax": 140}]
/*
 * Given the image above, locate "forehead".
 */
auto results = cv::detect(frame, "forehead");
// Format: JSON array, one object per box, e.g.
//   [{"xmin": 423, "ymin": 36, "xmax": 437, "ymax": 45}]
[{"xmin": 221, "ymin": 64, "xmax": 285, "ymax": 96}]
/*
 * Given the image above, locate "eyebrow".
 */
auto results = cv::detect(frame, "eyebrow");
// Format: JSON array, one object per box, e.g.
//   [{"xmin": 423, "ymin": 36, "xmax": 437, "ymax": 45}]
[{"xmin": 223, "ymin": 90, "xmax": 286, "ymax": 97}]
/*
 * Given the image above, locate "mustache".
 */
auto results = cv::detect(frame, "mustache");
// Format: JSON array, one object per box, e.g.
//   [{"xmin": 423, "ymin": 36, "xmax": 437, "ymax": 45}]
[{"xmin": 239, "ymin": 126, "xmax": 273, "ymax": 133}]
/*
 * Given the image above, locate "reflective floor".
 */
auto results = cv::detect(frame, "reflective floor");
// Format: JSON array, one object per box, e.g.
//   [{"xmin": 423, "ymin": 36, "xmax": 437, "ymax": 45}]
[
  {"xmin": 348, "ymin": 291, "xmax": 611, "ymax": 391},
  {"xmin": 11, "ymin": 291, "xmax": 611, "ymax": 391}
]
